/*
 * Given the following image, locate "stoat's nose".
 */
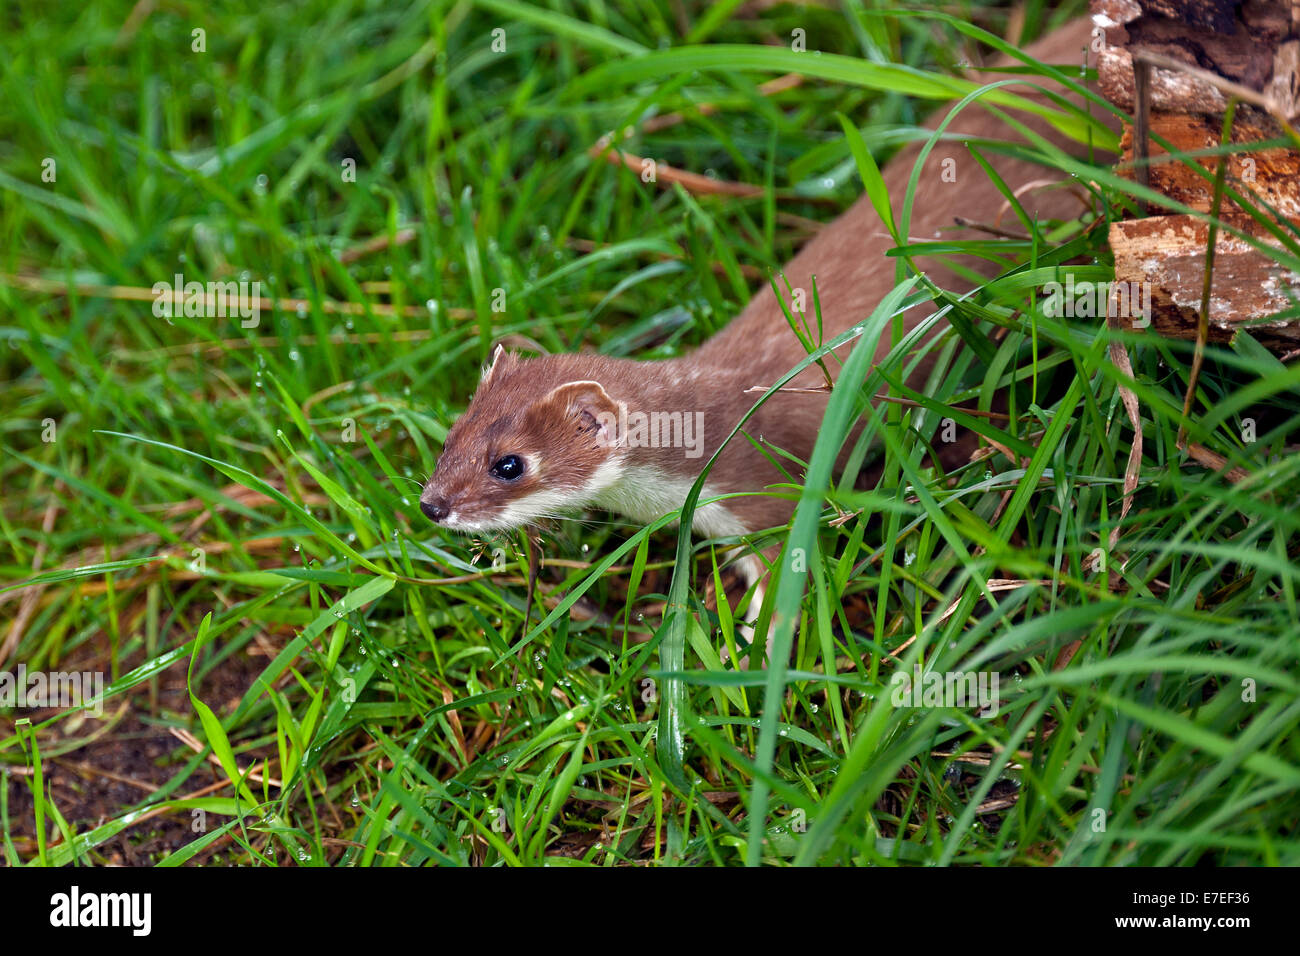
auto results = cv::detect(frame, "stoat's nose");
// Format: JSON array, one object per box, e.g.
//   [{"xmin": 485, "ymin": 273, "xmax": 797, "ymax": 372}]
[{"xmin": 420, "ymin": 495, "xmax": 450, "ymax": 522}]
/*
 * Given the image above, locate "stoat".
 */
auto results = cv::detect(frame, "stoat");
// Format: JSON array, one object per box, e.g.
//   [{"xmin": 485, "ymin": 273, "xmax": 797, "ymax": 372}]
[{"xmin": 420, "ymin": 17, "xmax": 1118, "ymax": 654}]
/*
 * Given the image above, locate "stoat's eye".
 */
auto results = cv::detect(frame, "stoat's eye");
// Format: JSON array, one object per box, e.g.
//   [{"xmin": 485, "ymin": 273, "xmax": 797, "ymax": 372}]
[{"xmin": 490, "ymin": 454, "xmax": 525, "ymax": 481}]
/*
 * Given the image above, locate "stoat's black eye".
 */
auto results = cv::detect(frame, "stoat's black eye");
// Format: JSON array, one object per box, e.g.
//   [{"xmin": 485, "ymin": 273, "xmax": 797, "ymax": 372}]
[{"xmin": 490, "ymin": 454, "xmax": 525, "ymax": 481}]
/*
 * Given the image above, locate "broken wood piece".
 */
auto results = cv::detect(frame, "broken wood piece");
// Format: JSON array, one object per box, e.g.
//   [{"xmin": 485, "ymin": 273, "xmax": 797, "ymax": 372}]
[
  {"xmin": 1108, "ymin": 215, "xmax": 1300, "ymax": 348},
  {"xmin": 1116, "ymin": 111, "xmax": 1300, "ymax": 221},
  {"xmin": 1093, "ymin": 0, "xmax": 1298, "ymax": 119}
]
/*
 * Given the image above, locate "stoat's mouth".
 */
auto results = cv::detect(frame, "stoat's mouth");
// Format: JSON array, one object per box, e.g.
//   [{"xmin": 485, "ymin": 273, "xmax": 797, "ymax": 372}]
[
  {"xmin": 420, "ymin": 482, "xmax": 512, "ymax": 532},
  {"xmin": 421, "ymin": 472, "xmax": 604, "ymax": 534},
  {"xmin": 439, "ymin": 510, "xmax": 513, "ymax": 533}
]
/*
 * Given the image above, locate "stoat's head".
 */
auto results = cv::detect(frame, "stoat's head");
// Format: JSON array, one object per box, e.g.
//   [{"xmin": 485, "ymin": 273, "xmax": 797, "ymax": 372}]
[{"xmin": 420, "ymin": 347, "xmax": 626, "ymax": 532}]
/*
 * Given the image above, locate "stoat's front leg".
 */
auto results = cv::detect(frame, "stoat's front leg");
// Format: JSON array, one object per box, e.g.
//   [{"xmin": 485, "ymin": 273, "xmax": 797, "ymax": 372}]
[{"xmin": 721, "ymin": 545, "xmax": 780, "ymax": 669}]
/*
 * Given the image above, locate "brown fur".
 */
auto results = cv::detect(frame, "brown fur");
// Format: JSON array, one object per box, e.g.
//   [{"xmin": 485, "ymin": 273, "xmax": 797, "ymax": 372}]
[{"xmin": 422, "ymin": 17, "xmax": 1120, "ymax": 538}]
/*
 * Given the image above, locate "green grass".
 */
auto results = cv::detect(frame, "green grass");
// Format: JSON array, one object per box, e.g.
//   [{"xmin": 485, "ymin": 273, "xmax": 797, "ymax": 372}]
[{"xmin": 2, "ymin": 0, "xmax": 1298, "ymax": 866}]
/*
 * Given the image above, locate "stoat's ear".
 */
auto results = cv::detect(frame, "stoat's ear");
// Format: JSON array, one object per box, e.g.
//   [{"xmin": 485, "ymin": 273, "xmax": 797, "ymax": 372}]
[
  {"xmin": 539, "ymin": 380, "xmax": 622, "ymax": 445},
  {"xmin": 480, "ymin": 344, "xmax": 512, "ymax": 387}
]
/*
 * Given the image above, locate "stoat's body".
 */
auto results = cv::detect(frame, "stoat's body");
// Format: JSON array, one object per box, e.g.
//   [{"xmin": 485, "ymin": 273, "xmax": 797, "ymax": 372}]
[{"xmin": 421, "ymin": 17, "xmax": 1117, "ymax": 649}]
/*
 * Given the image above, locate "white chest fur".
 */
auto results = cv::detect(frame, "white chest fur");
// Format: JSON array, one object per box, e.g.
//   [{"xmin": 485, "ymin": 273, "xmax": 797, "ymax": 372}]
[{"xmin": 589, "ymin": 462, "xmax": 748, "ymax": 539}]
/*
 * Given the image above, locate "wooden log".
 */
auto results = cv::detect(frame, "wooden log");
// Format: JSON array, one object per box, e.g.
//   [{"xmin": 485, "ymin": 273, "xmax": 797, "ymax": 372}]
[{"xmin": 1092, "ymin": 0, "xmax": 1300, "ymax": 353}]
